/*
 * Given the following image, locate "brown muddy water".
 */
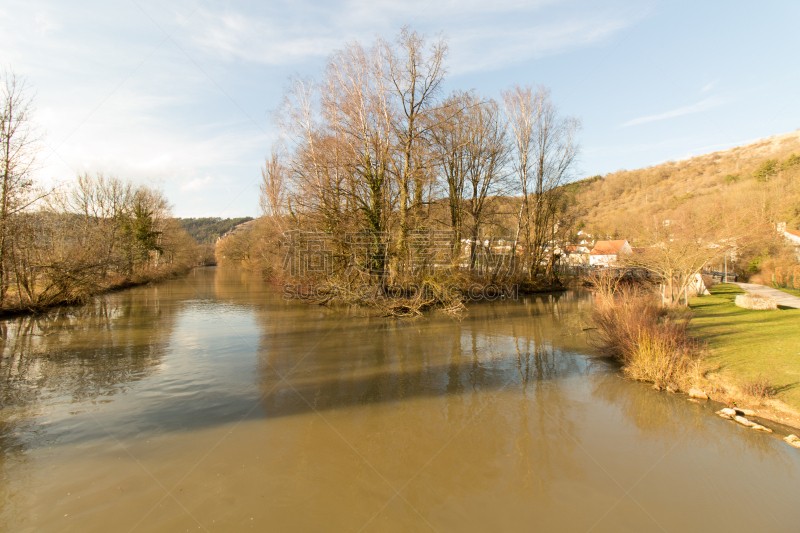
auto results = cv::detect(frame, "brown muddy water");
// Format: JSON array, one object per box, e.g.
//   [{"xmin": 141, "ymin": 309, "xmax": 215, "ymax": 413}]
[{"xmin": 1, "ymin": 267, "xmax": 799, "ymax": 532}]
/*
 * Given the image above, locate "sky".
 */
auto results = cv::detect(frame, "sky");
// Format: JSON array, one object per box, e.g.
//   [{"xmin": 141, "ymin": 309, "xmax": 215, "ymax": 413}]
[{"xmin": 2, "ymin": 0, "xmax": 799, "ymax": 218}]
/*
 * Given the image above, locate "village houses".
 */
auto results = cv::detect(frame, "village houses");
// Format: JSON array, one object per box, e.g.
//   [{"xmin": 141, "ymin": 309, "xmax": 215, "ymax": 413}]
[{"xmin": 589, "ymin": 239, "xmax": 632, "ymax": 266}]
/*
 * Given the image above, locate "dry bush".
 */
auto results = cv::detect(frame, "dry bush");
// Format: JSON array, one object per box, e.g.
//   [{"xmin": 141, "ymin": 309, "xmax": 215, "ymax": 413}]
[
  {"xmin": 581, "ymin": 269, "xmax": 622, "ymax": 307},
  {"xmin": 774, "ymin": 264, "xmax": 800, "ymax": 290},
  {"xmin": 591, "ymin": 287, "xmax": 704, "ymax": 389},
  {"xmin": 741, "ymin": 376, "xmax": 776, "ymax": 399}
]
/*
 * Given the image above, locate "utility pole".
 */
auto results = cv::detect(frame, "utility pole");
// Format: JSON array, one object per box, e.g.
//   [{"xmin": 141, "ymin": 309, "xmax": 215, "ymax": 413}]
[{"xmin": 724, "ymin": 253, "xmax": 728, "ymax": 283}]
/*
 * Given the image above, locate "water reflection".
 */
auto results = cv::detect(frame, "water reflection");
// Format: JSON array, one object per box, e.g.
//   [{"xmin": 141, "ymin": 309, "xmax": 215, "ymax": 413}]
[
  {"xmin": 0, "ymin": 292, "xmax": 178, "ymax": 453},
  {"xmin": 250, "ymin": 290, "xmax": 595, "ymax": 419},
  {"xmin": 591, "ymin": 371, "xmax": 799, "ymax": 466},
  {"xmin": 1, "ymin": 268, "xmax": 799, "ymax": 533}
]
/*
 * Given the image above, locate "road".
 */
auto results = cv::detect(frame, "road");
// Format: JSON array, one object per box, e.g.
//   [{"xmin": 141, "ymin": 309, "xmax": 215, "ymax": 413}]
[{"xmin": 733, "ymin": 282, "xmax": 800, "ymax": 309}]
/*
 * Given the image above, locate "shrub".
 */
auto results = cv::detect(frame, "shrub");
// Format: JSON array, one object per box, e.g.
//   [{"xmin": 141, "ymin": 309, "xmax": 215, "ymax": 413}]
[
  {"xmin": 723, "ymin": 174, "xmax": 739, "ymax": 184},
  {"xmin": 774, "ymin": 265, "xmax": 800, "ymax": 290},
  {"xmin": 782, "ymin": 153, "xmax": 800, "ymax": 170},
  {"xmin": 591, "ymin": 288, "xmax": 704, "ymax": 389},
  {"xmin": 753, "ymin": 159, "xmax": 779, "ymax": 182},
  {"xmin": 747, "ymin": 254, "xmax": 765, "ymax": 273},
  {"xmin": 742, "ymin": 375, "xmax": 776, "ymax": 399}
]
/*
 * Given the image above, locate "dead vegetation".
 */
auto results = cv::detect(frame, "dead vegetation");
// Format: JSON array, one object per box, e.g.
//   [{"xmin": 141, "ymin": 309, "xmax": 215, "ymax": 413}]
[
  {"xmin": 570, "ymin": 131, "xmax": 800, "ymax": 281},
  {"xmin": 0, "ymin": 69, "xmax": 199, "ymax": 314},
  {"xmin": 574, "ymin": 131, "xmax": 800, "ymax": 236},
  {"xmin": 587, "ymin": 278, "xmax": 705, "ymax": 390},
  {"xmin": 741, "ymin": 375, "xmax": 777, "ymax": 400},
  {"xmin": 216, "ymin": 28, "xmax": 581, "ymax": 315}
]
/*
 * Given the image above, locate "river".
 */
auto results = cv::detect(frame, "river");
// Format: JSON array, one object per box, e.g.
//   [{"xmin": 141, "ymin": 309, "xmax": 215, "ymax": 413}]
[{"xmin": 1, "ymin": 267, "xmax": 798, "ymax": 532}]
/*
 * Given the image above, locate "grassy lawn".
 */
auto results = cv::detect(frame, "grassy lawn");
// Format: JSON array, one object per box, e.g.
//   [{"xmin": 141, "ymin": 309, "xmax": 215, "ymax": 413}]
[{"xmin": 689, "ymin": 284, "xmax": 800, "ymax": 411}]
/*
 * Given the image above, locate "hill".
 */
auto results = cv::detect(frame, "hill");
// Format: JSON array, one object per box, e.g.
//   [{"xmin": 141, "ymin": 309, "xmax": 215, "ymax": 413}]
[
  {"xmin": 177, "ymin": 217, "xmax": 254, "ymax": 244},
  {"xmin": 570, "ymin": 130, "xmax": 800, "ymax": 240}
]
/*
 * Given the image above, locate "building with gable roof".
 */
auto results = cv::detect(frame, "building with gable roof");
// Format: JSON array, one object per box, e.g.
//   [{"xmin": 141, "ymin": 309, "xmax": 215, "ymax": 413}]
[{"xmin": 589, "ymin": 239, "xmax": 632, "ymax": 267}]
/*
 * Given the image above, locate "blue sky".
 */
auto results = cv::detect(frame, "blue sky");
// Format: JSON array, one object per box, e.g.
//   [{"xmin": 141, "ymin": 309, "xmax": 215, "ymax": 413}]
[{"xmin": 2, "ymin": 0, "xmax": 799, "ymax": 217}]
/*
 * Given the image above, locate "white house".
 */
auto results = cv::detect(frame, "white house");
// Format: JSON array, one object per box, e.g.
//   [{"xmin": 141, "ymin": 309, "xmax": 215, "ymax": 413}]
[
  {"xmin": 777, "ymin": 223, "xmax": 800, "ymax": 259},
  {"xmin": 576, "ymin": 230, "xmax": 594, "ymax": 246},
  {"xmin": 564, "ymin": 244, "xmax": 591, "ymax": 265},
  {"xmin": 589, "ymin": 240, "xmax": 632, "ymax": 266},
  {"xmin": 784, "ymin": 229, "xmax": 800, "ymax": 246}
]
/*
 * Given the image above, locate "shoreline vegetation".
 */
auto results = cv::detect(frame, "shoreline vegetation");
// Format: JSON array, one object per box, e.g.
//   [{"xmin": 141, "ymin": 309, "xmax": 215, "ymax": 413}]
[
  {"xmin": 1, "ymin": 70, "xmax": 198, "ymax": 317},
  {"xmin": 0, "ymin": 171, "xmax": 199, "ymax": 316},
  {"xmin": 213, "ymin": 29, "xmax": 582, "ymax": 316},
  {"xmin": 0, "ymin": 262, "xmax": 191, "ymax": 318},
  {"xmin": 589, "ymin": 276, "xmax": 800, "ymax": 434}
]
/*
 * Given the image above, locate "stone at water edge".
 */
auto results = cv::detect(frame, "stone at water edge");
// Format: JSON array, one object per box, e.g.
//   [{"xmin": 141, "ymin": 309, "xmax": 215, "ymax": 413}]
[
  {"xmin": 734, "ymin": 416, "xmax": 756, "ymax": 428},
  {"xmin": 688, "ymin": 388, "xmax": 708, "ymax": 400},
  {"xmin": 733, "ymin": 407, "xmax": 756, "ymax": 417},
  {"xmin": 666, "ymin": 384, "xmax": 678, "ymax": 393},
  {"xmin": 717, "ymin": 408, "xmax": 736, "ymax": 419},
  {"xmin": 785, "ymin": 435, "xmax": 800, "ymax": 448},
  {"xmin": 751, "ymin": 424, "xmax": 773, "ymax": 433}
]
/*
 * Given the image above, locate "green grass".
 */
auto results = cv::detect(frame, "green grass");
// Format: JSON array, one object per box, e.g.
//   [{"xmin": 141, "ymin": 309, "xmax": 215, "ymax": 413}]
[{"xmin": 689, "ymin": 284, "xmax": 800, "ymax": 410}]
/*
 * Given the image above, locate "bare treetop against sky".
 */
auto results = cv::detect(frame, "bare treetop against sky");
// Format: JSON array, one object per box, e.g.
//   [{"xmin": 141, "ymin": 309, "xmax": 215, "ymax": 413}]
[{"xmin": 2, "ymin": 0, "xmax": 798, "ymax": 217}]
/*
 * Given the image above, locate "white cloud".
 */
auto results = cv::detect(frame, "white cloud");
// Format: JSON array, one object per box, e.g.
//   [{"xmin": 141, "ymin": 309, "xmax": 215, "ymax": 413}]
[
  {"xmin": 621, "ymin": 97, "xmax": 726, "ymax": 127},
  {"xmin": 184, "ymin": 10, "xmax": 342, "ymax": 66},
  {"xmin": 447, "ymin": 18, "xmax": 628, "ymax": 75},
  {"xmin": 701, "ymin": 80, "xmax": 717, "ymax": 92},
  {"xmin": 180, "ymin": 175, "xmax": 215, "ymax": 192},
  {"xmin": 182, "ymin": 0, "xmax": 626, "ymax": 72}
]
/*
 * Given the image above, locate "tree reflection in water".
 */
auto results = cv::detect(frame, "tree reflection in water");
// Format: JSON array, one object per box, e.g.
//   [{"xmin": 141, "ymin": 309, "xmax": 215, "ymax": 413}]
[
  {"xmin": 0, "ymin": 291, "xmax": 178, "ymax": 453},
  {"xmin": 249, "ymin": 289, "xmax": 598, "ymax": 506},
  {"xmin": 1, "ymin": 269, "xmax": 799, "ymax": 532}
]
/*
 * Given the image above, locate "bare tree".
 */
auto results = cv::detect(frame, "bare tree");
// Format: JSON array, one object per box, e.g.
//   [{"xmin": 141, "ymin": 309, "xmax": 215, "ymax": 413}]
[
  {"xmin": 503, "ymin": 85, "xmax": 542, "ymax": 275},
  {"xmin": 463, "ymin": 96, "xmax": 509, "ymax": 271},
  {"xmin": 430, "ymin": 91, "xmax": 470, "ymax": 256},
  {"xmin": 625, "ymin": 205, "xmax": 750, "ymax": 306},
  {"xmin": 0, "ymin": 69, "xmax": 41, "ymax": 303},
  {"xmin": 260, "ymin": 149, "xmax": 287, "ymax": 219},
  {"xmin": 503, "ymin": 85, "xmax": 579, "ymax": 280},
  {"xmin": 432, "ymin": 91, "xmax": 509, "ymax": 269},
  {"xmin": 384, "ymin": 27, "xmax": 448, "ymax": 269}
]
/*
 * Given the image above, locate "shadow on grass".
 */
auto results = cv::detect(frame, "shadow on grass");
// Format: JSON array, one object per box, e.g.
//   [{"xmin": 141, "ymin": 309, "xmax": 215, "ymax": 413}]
[{"xmin": 773, "ymin": 382, "xmax": 799, "ymax": 395}]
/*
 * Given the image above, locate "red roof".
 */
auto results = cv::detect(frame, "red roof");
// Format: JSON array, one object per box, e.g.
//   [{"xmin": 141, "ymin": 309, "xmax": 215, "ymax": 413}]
[{"xmin": 590, "ymin": 240, "xmax": 628, "ymax": 256}]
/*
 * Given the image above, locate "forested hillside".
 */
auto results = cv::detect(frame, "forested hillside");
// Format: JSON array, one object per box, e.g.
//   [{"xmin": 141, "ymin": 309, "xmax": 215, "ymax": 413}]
[
  {"xmin": 571, "ymin": 131, "xmax": 800, "ymax": 239},
  {"xmin": 178, "ymin": 217, "xmax": 254, "ymax": 244}
]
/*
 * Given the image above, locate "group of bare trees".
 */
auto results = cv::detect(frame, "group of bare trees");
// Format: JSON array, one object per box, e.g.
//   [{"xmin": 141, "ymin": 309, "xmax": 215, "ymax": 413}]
[
  {"xmin": 248, "ymin": 28, "xmax": 580, "ymax": 291},
  {"xmin": 623, "ymin": 207, "xmax": 742, "ymax": 305},
  {"xmin": 0, "ymin": 69, "xmax": 196, "ymax": 311}
]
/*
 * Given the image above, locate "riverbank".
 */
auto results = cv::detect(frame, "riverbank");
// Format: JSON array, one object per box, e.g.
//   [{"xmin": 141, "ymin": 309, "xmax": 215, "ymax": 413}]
[
  {"xmin": 0, "ymin": 263, "xmax": 192, "ymax": 318},
  {"xmin": 277, "ymin": 275, "xmax": 565, "ymax": 317},
  {"xmin": 689, "ymin": 284, "xmax": 800, "ymax": 431},
  {"xmin": 5, "ymin": 267, "xmax": 800, "ymax": 532}
]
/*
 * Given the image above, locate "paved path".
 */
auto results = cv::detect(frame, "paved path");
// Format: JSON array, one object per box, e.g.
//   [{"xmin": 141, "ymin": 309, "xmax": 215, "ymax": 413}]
[{"xmin": 733, "ymin": 282, "xmax": 800, "ymax": 309}]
